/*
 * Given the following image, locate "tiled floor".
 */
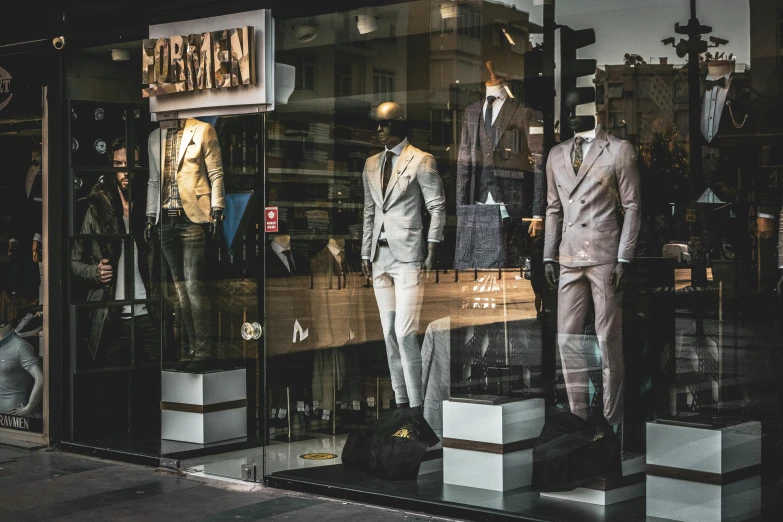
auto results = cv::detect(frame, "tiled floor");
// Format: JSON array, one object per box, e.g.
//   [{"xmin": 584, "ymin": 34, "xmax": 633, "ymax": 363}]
[{"xmin": 0, "ymin": 444, "xmax": 460, "ymax": 521}]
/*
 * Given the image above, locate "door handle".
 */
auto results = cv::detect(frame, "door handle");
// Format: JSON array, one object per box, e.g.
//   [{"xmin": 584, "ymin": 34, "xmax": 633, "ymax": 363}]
[{"xmin": 241, "ymin": 322, "xmax": 263, "ymax": 340}]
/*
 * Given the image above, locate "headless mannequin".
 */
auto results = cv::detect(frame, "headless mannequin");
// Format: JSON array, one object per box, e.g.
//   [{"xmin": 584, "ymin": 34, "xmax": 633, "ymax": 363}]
[
  {"xmin": 0, "ymin": 323, "xmax": 43, "ymax": 418},
  {"xmin": 361, "ymin": 103, "xmax": 437, "ymax": 279},
  {"xmin": 544, "ymin": 89, "xmax": 626, "ymax": 292}
]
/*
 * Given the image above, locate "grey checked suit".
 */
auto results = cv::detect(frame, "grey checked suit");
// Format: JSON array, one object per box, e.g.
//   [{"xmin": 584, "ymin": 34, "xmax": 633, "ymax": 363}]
[
  {"xmin": 544, "ymin": 127, "xmax": 641, "ymax": 424},
  {"xmin": 362, "ymin": 142, "xmax": 445, "ymax": 407}
]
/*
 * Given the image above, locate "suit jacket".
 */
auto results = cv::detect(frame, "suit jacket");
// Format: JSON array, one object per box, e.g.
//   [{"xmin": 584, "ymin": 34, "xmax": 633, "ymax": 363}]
[
  {"xmin": 362, "ymin": 142, "xmax": 446, "ymax": 263},
  {"xmin": 265, "ymin": 242, "xmax": 307, "ymax": 278},
  {"xmin": 146, "ymin": 118, "xmax": 226, "ymax": 224},
  {"xmin": 543, "ymin": 127, "xmax": 641, "ymax": 267},
  {"xmin": 456, "ymin": 99, "xmax": 544, "ymax": 219}
]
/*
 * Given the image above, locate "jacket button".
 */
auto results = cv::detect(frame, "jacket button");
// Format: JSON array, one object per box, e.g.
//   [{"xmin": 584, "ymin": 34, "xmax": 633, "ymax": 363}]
[
  {"xmin": 582, "ymin": 224, "xmax": 587, "ymax": 227},
  {"xmin": 581, "ymin": 199, "xmax": 585, "ymax": 204},
  {"xmin": 568, "ymin": 222, "xmax": 573, "ymax": 227},
  {"xmin": 568, "ymin": 199, "xmax": 573, "ymax": 204},
  {"xmin": 382, "ymin": 209, "xmax": 387, "ymax": 214}
]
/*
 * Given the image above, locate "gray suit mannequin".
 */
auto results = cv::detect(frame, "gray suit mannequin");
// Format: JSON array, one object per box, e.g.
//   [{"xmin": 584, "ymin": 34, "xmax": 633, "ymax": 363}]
[
  {"xmin": 543, "ymin": 88, "xmax": 641, "ymax": 425},
  {"xmin": 361, "ymin": 102, "xmax": 446, "ymax": 409}
]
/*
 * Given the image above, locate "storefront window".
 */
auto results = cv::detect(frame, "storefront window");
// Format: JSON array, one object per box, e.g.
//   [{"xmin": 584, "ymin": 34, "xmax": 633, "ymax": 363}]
[{"xmin": 1, "ymin": 51, "xmax": 46, "ymax": 437}]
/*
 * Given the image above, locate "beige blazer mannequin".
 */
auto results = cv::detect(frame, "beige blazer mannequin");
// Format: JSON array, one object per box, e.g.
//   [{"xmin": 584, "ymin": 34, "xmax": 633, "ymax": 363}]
[{"xmin": 146, "ymin": 118, "xmax": 226, "ymax": 224}]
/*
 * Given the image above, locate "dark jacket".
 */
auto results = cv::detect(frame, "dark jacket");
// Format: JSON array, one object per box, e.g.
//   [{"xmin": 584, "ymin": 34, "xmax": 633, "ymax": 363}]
[
  {"xmin": 70, "ymin": 182, "xmax": 158, "ymax": 359},
  {"xmin": 456, "ymin": 99, "xmax": 545, "ymax": 219}
]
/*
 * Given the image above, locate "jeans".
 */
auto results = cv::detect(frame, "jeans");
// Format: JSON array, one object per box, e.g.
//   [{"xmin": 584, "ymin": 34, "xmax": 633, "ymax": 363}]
[
  {"xmin": 103, "ymin": 314, "xmax": 162, "ymax": 367},
  {"xmin": 160, "ymin": 217, "xmax": 211, "ymax": 358}
]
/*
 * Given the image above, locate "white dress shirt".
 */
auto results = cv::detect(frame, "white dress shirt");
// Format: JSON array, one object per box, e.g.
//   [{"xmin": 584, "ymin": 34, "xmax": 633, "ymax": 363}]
[{"xmin": 701, "ymin": 72, "xmax": 731, "ymax": 144}]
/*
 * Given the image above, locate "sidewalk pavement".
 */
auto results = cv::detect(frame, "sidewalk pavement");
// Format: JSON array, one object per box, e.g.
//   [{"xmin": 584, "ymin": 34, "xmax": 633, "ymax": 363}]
[{"xmin": 0, "ymin": 443, "xmax": 462, "ymax": 522}]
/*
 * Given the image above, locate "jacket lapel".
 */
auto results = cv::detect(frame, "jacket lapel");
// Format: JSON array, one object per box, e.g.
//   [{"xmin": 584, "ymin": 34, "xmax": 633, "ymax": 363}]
[
  {"xmin": 177, "ymin": 119, "xmax": 197, "ymax": 169},
  {"xmin": 492, "ymin": 100, "xmax": 518, "ymax": 149},
  {"xmin": 383, "ymin": 144, "xmax": 414, "ymax": 204},
  {"xmin": 571, "ymin": 128, "xmax": 608, "ymax": 195},
  {"xmin": 559, "ymin": 141, "xmax": 576, "ymax": 195}
]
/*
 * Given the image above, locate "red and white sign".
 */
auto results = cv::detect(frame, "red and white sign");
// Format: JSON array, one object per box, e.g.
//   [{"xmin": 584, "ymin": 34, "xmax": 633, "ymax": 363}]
[{"xmin": 265, "ymin": 206, "xmax": 278, "ymax": 232}]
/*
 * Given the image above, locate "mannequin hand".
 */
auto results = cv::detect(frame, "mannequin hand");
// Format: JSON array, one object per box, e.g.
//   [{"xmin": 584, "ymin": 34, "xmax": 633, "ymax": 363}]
[
  {"xmin": 544, "ymin": 262, "xmax": 559, "ymax": 289},
  {"xmin": 144, "ymin": 217, "xmax": 155, "ymax": 245},
  {"xmin": 362, "ymin": 259, "xmax": 372, "ymax": 279},
  {"xmin": 7, "ymin": 241, "xmax": 16, "ymax": 257},
  {"xmin": 756, "ymin": 217, "xmax": 775, "ymax": 239},
  {"xmin": 528, "ymin": 219, "xmax": 544, "ymax": 238},
  {"xmin": 32, "ymin": 240, "xmax": 42, "ymax": 263},
  {"xmin": 610, "ymin": 262, "xmax": 626, "ymax": 292},
  {"xmin": 7, "ymin": 404, "xmax": 31, "ymax": 417},
  {"xmin": 778, "ymin": 270, "xmax": 783, "ymax": 298},
  {"xmin": 210, "ymin": 209, "xmax": 224, "ymax": 243},
  {"xmin": 421, "ymin": 242, "xmax": 437, "ymax": 276},
  {"xmin": 96, "ymin": 258, "xmax": 113, "ymax": 284}
]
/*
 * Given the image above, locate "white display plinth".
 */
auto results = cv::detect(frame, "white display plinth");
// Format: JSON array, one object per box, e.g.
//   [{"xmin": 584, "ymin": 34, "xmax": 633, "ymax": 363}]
[
  {"xmin": 442, "ymin": 398, "xmax": 544, "ymax": 491},
  {"xmin": 540, "ymin": 453, "xmax": 646, "ymax": 506},
  {"xmin": 161, "ymin": 369, "xmax": 247, "ymax": 444},
  {"xmin": 646, "ymin": 418, "xmax": 761, "ymax": 521}
]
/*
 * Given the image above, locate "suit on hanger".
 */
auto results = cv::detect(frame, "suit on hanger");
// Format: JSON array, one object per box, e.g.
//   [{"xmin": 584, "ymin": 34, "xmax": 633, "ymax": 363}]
[
  {"xmin": 362, "ymin": 140, "xmax": 445, "ymax": 408},
  {"xmin": 544, "ymin": 126, "xmax": 641, "ymax": 424}
]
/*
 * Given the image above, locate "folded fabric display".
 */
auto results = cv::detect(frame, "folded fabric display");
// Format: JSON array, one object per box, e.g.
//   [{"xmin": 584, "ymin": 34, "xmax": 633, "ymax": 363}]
[{"xmin": 305, "ymin": 210, "xmax": 330, "ymax": 233}]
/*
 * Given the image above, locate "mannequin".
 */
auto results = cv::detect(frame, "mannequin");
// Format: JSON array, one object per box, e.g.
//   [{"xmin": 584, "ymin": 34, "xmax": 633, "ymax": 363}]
[
  {"xmin": 146, "ymin": 119, "xmax": 225, "ymax": 373},
  {"xmin": 0, "ymin": 323, "xmax": 43, "ymax": 419},
  {"xmin": 543, "ymin": 87, "xmax": 641, "ymax": 426},
  {"xmin": 361, "ymin": 101, "xmax": 446, "ymax": 410},
  {"xmin": 455, "ymin": 61, "xmax": 544, "ymax": 269},
  {"xmin": 268, "ymin": 234, "xmax": 303, "ymax": 278}
]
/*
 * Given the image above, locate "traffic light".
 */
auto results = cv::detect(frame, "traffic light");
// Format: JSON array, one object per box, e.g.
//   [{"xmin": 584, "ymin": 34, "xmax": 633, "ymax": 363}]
[
  {"xmin": 559, "ymin": 26, "xmax": 596, "ymax": 140},
  {"xmin": 524, "ymin": 44, "xmax": 546, "ymax": 111}
]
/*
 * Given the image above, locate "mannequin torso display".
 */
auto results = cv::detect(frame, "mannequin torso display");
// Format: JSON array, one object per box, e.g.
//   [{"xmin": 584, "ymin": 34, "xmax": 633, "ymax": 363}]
[
  {"xmin": 0, "ymin": 324, "xmax": 43, "ymax": 417},
  {"xmin": 542, "ymin": 88, "xmax": 641, "ymax": 424}
]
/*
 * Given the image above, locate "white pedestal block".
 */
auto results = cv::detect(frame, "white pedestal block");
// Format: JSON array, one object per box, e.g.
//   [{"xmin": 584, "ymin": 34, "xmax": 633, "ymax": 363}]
[
  {"xmin": 419, "ymin": 443, "xmax": 443, "ymax": 476},
  {"xmin": 646, "ymin": 418, "xmax": 761, "ymax": 521},
  {"xmin": 442, "ymin": 398, "xmax": 544, "ymax": 491},
  {"xmin": 161, "ymin": 369, "xmax": 247, "ymax": 444},
  {"xmin": 540, "ymin": 453, "xmax": 646, "ymax": 506}
]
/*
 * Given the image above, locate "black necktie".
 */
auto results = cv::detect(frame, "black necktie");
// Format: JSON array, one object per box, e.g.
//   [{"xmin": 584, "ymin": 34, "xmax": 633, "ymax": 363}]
[
  {"xmin": 573, "ymin": 136, "xmax": 586, "ymax": 175},
  {"xmin": 382, "ymin": 150, "xmax": 394, "ymax": 197},
  {"xmin": 283, "ymin": 249, "xmax": 296, "ymax": 275},
  {"xmin": 485, "ymin": 96, "xmax": 496, "ymax": 134},
  {"xmin": 705, "ymin": 77, "xmax": 727, "ymax": 90}
]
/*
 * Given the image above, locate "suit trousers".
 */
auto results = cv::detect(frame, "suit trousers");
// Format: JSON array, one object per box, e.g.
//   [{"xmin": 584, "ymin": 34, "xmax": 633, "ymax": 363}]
[
  {"xmin": 557, "ymin": 263, "xmax": 624, "ymax": 424},
  {"xmin": 372, "ymin": 244, "xmax": 424, "ymax": 407},
  {"xmin": 160, "ymin": 217, "xmax": 211, "ymax": 358}
]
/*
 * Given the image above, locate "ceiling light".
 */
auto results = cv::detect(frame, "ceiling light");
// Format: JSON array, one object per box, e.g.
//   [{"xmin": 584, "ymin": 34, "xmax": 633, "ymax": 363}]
[
  {"xmin": 356, "ymin": 14, "xmax": 378, "ymax": 35},
  {"xmin": 440, "ymin": 2, "xmax": 458, "ymax": 19},
  {"xmin": 295, "ymin": 25, "xmax": 317, "ymax": 43},
  {"xmin": 111, "ymin": 49, "xmax": 130, "ymax": 61}
]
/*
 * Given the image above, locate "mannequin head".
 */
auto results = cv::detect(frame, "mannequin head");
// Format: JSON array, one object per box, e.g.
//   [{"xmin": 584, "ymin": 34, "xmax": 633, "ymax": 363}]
[
  {"xmin": 328, "ymin": 237, "xmax": 345, "ymax": 250},
  {"xmin": 564, "ymin": 87, "xmax": 597, "ymax": 134},
  {"xmin": 272, "ymin": 234, "xmax": 291, "ymax": 249},
  {"xmin": 707, "ymin": 59, "xmax": 733, "ymax": 78},
  {"xmin": 374, "ymin": 102, "xmax": 406, "ymax": 148}
]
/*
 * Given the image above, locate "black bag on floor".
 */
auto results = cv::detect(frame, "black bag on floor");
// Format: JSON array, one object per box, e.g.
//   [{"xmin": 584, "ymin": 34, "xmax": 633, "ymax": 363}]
[
  {"xmin": 342, "ymin": 408, "xmax": 440, "ymax": 480},
  {"xmin": 531, "ymin": 409, "xmax": 621, "ymax": 492}
]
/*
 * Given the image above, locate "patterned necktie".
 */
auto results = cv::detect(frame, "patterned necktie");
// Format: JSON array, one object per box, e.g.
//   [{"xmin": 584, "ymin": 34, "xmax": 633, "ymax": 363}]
[
  {"xmin": 573, "ymin": 136, "xmax": 586, "ymax": 175},
  {"xmin": 381, "ymin": 150, "xmax": 394, "ymax": 197},
  {"xmin": 485, "ymin": 95, "xmax": 496, "ymax": 134}
]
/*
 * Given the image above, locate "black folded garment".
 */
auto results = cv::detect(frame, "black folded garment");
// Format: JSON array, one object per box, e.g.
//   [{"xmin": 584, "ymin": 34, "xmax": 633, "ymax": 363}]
[
  {"xmin": 342, "ymin": 407, "xmax": 440, "ymax": 480},
  {"xmin": 531, "ymin": 408, "xmax": 621, "ymax": 492}
]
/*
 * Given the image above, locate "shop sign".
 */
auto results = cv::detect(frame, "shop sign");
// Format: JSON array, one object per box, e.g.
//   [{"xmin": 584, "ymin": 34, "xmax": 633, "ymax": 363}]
[
  {"xmin": 0, "ymin": 66, "xmax": 12, "ymax": 112},
  {"xmin": 265, "ymin": 206, "xmax": 278, "ymax": 232},
  {"xmin": 0, "ymin": 413, "xmax": 43, "ymax": 433},
  {"xmin": 142, "ymin": 27, "xmax": 255, "ymax": 98},
  {"xmin": 148, "ymin": 10, "xmax": 274, "ymax": 119}
]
